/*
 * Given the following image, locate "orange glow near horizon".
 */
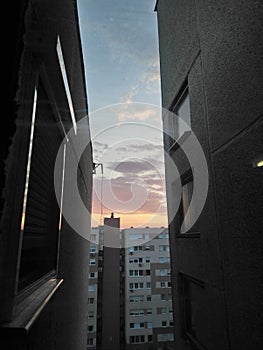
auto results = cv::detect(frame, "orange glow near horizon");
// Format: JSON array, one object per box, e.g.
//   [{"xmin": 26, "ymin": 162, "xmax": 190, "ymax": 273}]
[{"xmin": 91, "ymin": 211, "xmax": 168, "ymax": 229}]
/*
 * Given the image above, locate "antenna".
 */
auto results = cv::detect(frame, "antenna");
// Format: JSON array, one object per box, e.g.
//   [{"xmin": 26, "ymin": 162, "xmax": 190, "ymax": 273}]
[{"xmin": 93, "ymin": 162, "xmax": 103, "ymax": 175}]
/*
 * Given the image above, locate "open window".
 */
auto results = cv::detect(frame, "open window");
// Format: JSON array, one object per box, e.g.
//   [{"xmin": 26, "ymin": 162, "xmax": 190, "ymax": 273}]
[
  {"xmin": 18, "ymin": 79, "xmax": 64, "ymax": 291},
  {"xmin": 165, "ymin": 80, "xmax": 191, "ymax": 152},
  {"xmin": 179, "ymin": 274, "xmax": 206, "ymax": 350},
  {"xmin": 0, "ymin": 75, "xmax": 66, "ymax": 330},
  {"xmin": 172, "ymin": 169, "xmax": 199, "ymax": 236}
]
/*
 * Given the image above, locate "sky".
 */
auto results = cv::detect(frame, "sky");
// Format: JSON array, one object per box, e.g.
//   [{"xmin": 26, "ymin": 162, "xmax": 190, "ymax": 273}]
[{"xmin": 77, "ymin": 0, "xmax": 168, "ymax": 229}]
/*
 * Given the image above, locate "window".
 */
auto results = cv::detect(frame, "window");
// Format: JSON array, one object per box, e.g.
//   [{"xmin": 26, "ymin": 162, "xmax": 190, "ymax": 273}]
[
  {"xmin": 90, "ymin": 246, "xmax": 97, "ymax": 253},
  {"xmin": 130, "ymin": 282, "xmax": 144, "ymax": 290},
  {"xmin": 88, "ymin": 325, "xmax": 94, "ymax": 332},
  {"xmin": 129, "ymin": 335, "xmax": 145, "ymax": 344},
  {"xmin": 159, "ymin": 245, "xmax": 169, "ymax": 252},
  {"xmin": 148, "ymin": 335, "xmax": 153, "ymax": 342},
  {"xmin": 180, "ymin": 275, "xmax": 205, "ymax": 347},
  {"xmin": 129, "ymin": 295, "xmax": 144, "ymax": 303},
  {"xmin": 130, "ymin": 309, "xmax": 144, "ymax": 316},
  {"xmin": 90, "ymin": 234, "xmax": 97, "ymax": 242},
  {"xmin": 147, "ymin": 295, "xmax": 152, "ymax": 301},
  {"xmin": 173, "ymin": 88, "xmax": 191, "ymax": 136},
  {"xmin": 146, "ymin": 269, "xmax": 151, "ymax": 276},
  {"xmin": 162, "ymin": 321, "xmax": 167, "ymax": 327},
  {"xmin": 56, "ymin": 35, "xmax": 77, "ymax": 134},
  {"xmin": 18, "ymin": 81, "xmax": 65, "ymax": 291},
  {"xmin": 129, "ymin": 233, "xmax": 144, "ymax": 240},
  {"xmin": 87, "ymin": 338, "xmax": 94, "ymax": 346},
  {"xmin": 146, "ymin": 282, "xmax": 151, "ymax": 289},
  {"xmin": 88, "ymin": 298, "xmax": 94, "ymax": 304},
  {"xmin": 88, "ymin": 311, "xmax": 94, "ymax": 319},
  {"xmin": 167, "ymin": 82, "xmax": 191, "ymax": 149},
  {"xmin": 180, "ymin": 178, "xmax": 193, "ymax": 231},
  {"xmin": 0, "ymin": 26, "xmax": 92, "ymax": 328},
  {"xmin": 147, "ymin": 322, "xmax": 153, "ymax": 329},
  {"xmin": 178, "ymin": 170, "xmax": 199, "ymax": 234},
  {"xmin": 146, "ymin": 308, "xmax": 152, "ymax": 315},
  {"xmin": 156, "ymin": 281, "xmax": 168, "ymax": 288},
  {"xmin": 89, "ymin": 259, "xmax": 96, "ymax": 266},
  {"xmin": 89, "ymin": 272, "xmax": 96, "ymax": 279},
  {"xmin": 129, "ymin": 270, "xmax": 143, "ymax": 277},
  {"xmin": 157, "ymin": 333, "xmax": 174, "ymax": 342},
  {"xmin": 130, "ymin": 322, "xmax": 144, "ymax": 329},
  {"xmin": 161, "ymin": 307, "xmax": 167, "ymax": 314},
  {"xmin": 88, "ymin": 285, "xmax": 95, "ymax": 292},
  {"xmin": 145, "ymin": 257, "xmax": 151, "ymax": 263},
  {"xmin": 159, "ymin": 232, "xmax": 169, "ymax": 239}
]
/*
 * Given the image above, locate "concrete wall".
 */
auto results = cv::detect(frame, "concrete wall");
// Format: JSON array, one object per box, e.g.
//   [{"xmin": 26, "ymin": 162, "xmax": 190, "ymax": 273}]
[
  {"xmin": 156, "ymin": 1, "xmax": 263, "ymax": 349},
  {"xmin": 1, "ymin": 1, "xmax": 93, "ymax": 349}
]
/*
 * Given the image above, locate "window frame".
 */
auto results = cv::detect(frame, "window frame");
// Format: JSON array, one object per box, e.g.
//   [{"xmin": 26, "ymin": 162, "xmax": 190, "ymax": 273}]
[
  {"xmin": 166, "ymin": 81, "xmax": 191, "ymax": 152},
  {"xmin": 179, "ymin": 274, "xmax": 207, "ymax": 350},
  {"xmin": 174, "ymin": 169, "xmax": 200, "ymax": 238},
  {"xmin": 0, "ymin": 63, "xmax": 69, "ymax": 328}
]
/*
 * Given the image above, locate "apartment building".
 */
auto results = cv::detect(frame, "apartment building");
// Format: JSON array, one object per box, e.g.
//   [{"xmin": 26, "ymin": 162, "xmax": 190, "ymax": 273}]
[
  {"xmin": 155, "ymin": 1, "xmax": 263, "ymax": 350},
  {"xmin": 89, "ymin": 215, "xmax": 125, "ymax": 350},
  {"xmin": 87, "ymin": 227, "xmax": 101, "ymax": 349},
  {"xmin": 1, "ymin": 1, "xmax": 93, "ymax": 349},
  {"xmin": 124, "ymin": 228, "xmax": 175, "ymax": 350}
]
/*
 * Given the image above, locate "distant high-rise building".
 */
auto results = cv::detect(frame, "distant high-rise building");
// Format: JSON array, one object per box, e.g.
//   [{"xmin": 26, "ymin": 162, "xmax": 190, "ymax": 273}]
[
  {"xmin": 89, "ymin": 224, "xmax": 175, "ymax": 350},
  {"xmin": 93, "ymin": 214, "xmax": 125, "ymax": 350},
  {"xmin": 124, "ymin": 227, "xmax": 175, "ymax": 350}
]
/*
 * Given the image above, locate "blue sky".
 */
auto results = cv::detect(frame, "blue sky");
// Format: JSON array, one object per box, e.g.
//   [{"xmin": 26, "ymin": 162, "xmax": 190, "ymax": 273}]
[
  {"xmin": 77, "ymin": 0, "xmax": 167, "ymax": 228},
  {"xmin": 77, "ymin": 0, "xmax": 161, "ymax": 111}
]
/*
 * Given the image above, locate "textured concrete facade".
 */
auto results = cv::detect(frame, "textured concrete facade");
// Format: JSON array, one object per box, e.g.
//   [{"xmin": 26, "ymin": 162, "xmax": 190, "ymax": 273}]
[
  {"xmin": 1, "ymin": 1, "xmax": 93, "ymax": 349},
  {"xmin": 156, "ymin": 1, "xmax": 263, "ymax": 350}
]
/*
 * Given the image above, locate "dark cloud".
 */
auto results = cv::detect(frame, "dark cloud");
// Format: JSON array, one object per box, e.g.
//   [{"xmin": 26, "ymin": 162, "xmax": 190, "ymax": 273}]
[
  {"xmin": 107, "ymin": 160, "xmax": 157, "ymax": 174},
  {"xmin": 93, "ymin": 141, "xmax": 108, "ymax": 150},
  {"xmin": 92, "ymin": 172, "xmax": 166, "ymax": 216},
  {"xmin": 115, "ymin": 143, "xmax": 163, "ymax": 153}
]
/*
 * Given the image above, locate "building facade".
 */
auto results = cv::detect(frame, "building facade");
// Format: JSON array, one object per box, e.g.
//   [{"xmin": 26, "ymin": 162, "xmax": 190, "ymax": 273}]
[
  {"xmin": 88, "ymin": 224, "xmax": 175, "ymax": 350},
  {"xmin": 124, "ymin": 227, "xmax": 175, "ymax": 350},
  {"xmin": 1, "ymin": 1, "xmax": 93, "ymax": 349},
  {"xmin": 87, "ymin": 227, "xmax": 101, "ymax": 349},
  {"xmin": 90, "ymin": 215, "xmax": 125, "ymax": 350},
  {"xmin": 155, "ymin": 1, "xmax": 263, "ymax": 350}
]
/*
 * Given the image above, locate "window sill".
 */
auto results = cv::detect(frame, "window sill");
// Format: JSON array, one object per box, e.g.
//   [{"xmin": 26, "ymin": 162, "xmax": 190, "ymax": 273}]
[
  {"xmin": 177, "ymin": 232, "xmax": 200, "ymax": 238},
  {"xmin": 0, "ymin": 278, "xmax": 63, "ymax": 334},
  {"xmin": 185, "ymin": 332, "xmax": 207, "ymax": 350}
]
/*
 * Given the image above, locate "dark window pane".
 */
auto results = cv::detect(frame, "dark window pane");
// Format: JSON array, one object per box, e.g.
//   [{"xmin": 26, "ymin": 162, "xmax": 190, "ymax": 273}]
[{"xmin": 18, "ymin": 80, "xmax": 62, "ymax": 290}]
